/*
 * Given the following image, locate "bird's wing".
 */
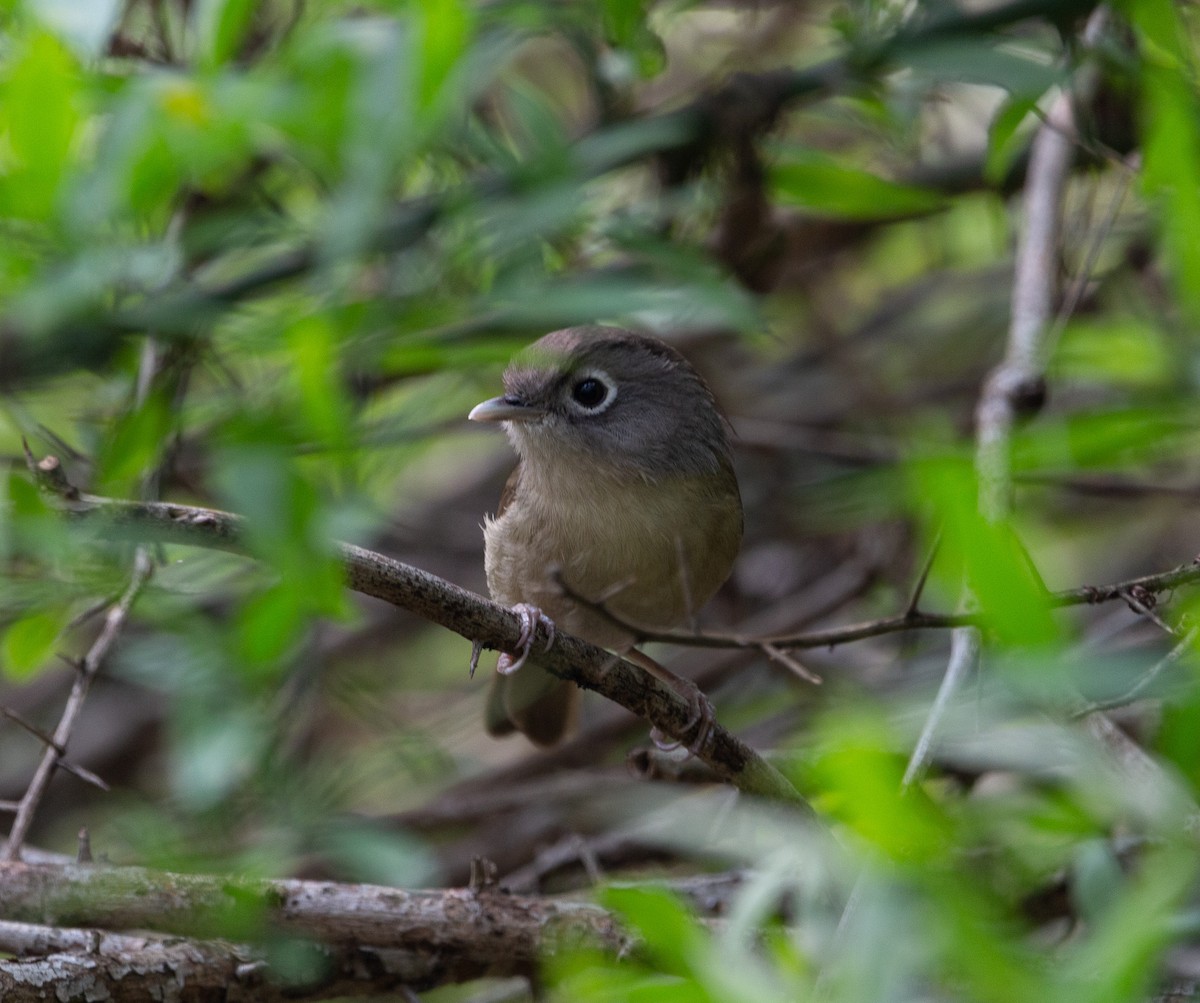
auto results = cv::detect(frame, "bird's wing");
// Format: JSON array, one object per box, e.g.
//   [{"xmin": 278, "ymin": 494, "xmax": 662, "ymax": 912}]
[{"xmin": 495, "ymin": 460, "xmax": 523, "ymax": 519}]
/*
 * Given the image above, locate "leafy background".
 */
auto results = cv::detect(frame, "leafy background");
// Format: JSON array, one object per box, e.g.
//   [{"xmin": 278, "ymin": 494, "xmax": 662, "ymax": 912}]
[{"xmin": 4, "ymin": 0, "xmax": 1200, "ymax": 1000}]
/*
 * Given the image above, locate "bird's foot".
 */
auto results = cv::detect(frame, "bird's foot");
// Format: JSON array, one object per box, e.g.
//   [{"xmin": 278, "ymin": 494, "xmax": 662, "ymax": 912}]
[
  {"xmin": 649, "ymin": 676, "xmax": 716, "ymax": 758},
  {"xmin": 496, "ymin": 603, "xmax": 556, "ymax": 676}
]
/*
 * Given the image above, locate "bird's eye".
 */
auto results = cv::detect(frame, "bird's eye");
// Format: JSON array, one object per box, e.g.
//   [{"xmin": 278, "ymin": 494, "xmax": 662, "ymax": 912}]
[{"xmin": 571, "ymin": 377, "xmax": 609, "ymax": 409}]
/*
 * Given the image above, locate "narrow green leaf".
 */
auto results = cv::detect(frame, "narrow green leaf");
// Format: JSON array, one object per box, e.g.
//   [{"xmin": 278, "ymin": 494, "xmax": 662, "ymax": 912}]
[
  {"xmin": 1124, "ymin": 0, "xmax": 1200, "ymax": 323},
  {"xmin": 1, "ymin": 30, "xmax": 81, "ymax": 220},
  {"xmin": 1, "ymin": 608, "xmax": 66, "ymax": 679},
  {"xmin": 985, "ymin": 93, "xmax": 1038, "ymax": 184},
  {"xmin": 194, "ymin": 0, "xmax": 257, "ymax": 67},
  {"xmin": 771, "ymin": 156, "xmax": 943, "ymax": 220},
  {"xmin": 415, "ymin": 0, "xmax": 471, "ymax": 116}
]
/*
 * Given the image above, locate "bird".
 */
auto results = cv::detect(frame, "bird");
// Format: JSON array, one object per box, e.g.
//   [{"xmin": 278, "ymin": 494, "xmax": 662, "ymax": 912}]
[{"xmin": 468, "ymin": 325, "xmax": 743, "ymax": 746}]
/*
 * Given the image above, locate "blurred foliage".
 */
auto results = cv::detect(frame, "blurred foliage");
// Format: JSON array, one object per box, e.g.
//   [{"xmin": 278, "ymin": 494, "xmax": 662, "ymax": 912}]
[{"xmin": 3, "ymin": 0, "xmax": 1200, "ymax": 1000}]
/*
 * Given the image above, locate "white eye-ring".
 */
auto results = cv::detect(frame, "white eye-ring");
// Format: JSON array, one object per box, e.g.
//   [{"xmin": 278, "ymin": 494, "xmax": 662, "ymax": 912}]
[{"xmin": 567, "ymin": 369, "xmax": 617, "ymax": 414}]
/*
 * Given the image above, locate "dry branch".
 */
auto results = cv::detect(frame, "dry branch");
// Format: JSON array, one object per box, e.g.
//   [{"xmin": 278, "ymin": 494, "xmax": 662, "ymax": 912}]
[
  {"xmin": 0, "ymin": 861, "xmax": 629, "ymax": 991},
  {"xmin": 3, "ymin": 548, "xmax": 153, "ymax": 861}
]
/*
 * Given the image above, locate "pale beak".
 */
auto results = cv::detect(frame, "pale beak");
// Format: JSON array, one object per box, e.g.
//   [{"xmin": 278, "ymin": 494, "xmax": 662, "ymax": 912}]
[{"xmin": 468, "ymin": 395, "xmax": 546, "ymax": 422}]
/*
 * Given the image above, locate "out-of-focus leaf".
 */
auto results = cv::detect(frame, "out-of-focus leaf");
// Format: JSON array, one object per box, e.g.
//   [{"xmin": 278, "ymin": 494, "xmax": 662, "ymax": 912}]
[
  {"xmin": 899, "ymin": 37, "xmax": 1062, "ymax": 94},
  {"xmin": 1050, "ymin": 317, "xmax": 1173, "ymax": 388},
  {"xmin": 0, "ymin": 30, "xmax": 82, "ymax": 221},
  {"xmin": 485, "ymin": 271, "xmax": 758, "ymax": 332},
  {"xmin": 771, "ymin": 156, "xmax": 944, "ymax": 220},
  {"xmin": 590, "ymin": 884, "xmax": 793, "ymax": 1003},
  {"xmin": 1071, "ymin": 838, "xmax": 1125, "ymax": 923},
  {"xmin": 213, "ymin": 432, "xmax": 352, "ymax": 674},
  {"xmin": 806, "ymin": 708, "xmax": 951, "ymax": 863},
  {"xmin": 1057, "ymin": 843, "xmax": 1195, "ymax": 1003},
  {"xmin": 318, "ymin": 818, "xmax": 434, "ymax": 887},
  {"xmin": 263, "ymin": 938, "xmax": 332, "ymax": 989},
  {"xmin": 1154, "ymin": 632, "xmax": 1200, "ymax": 796},
  {"xmin": 171, "ymin": 705, "xmax": 268, "ymax": 809},
  {"xmin": 235, "ymin": 582, "xmax": 305, "ymax": 670},
  {"xmin": 193, "ymin": 0, "xmax": 256, "ymax": 67},
  {"xmin": 1012, "ymin": 406, "xmax": 1189, "ymax": 474},
  {"xmin": 94, "ymin": 393, "xmax": 172, "ymax": 497},
  {"xmin": 600, "ymin": 0, "xmax": 663, "ymax": 77},
  {"xmin": 286, "ymin": 315, "xmax": 356, "ymax": 460},
  {"xmin": 414, "ymin": 0, "xmax": 471, "ymax": 117},
  {"xmin": 985, "ymin": 93, "xmax": 1039, "ymax": 184},
  {"xmin": 912, "ymin": 456, "xmax": 1060, "ymax": 648},
  {"xmin": 601, "ymin": 886, "xmax": 704, "ymax": 977},
  {"xmin": 1125, "ymin": 0, "xmax": 1200, "ymax": 323},
  {"xmin": 1, "ymin": 607, "xmax": 67, "ymax": 679},
  {"xmin": 601, "ymin": 0, "xmax": 644, "ymax": 47}
]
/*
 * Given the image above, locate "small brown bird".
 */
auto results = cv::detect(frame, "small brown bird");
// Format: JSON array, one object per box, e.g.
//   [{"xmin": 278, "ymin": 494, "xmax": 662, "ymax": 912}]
[{"xmin": 469, "ymin": 325, "xmax": 743, "ymax": 745}]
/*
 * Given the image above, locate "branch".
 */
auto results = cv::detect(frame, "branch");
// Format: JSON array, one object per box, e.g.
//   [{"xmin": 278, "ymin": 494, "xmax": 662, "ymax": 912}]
[
  {"xmin": 0, "ymin": 915, "xmax": 491, "ymax": 1000},
  {"xmin": 906, "ymin": 7, "xmax": 1111, "ymax": 784},
  {"xmin": 0, "ymin": 860, "xmax": 631, "ymax": 990},
  {"xmin": 29, "ymin": 464, "xmax": 809, "ymax": 809},
  {"xmin": 549, "ymin": 558, "xmax": 1200, "ymax": 652},
  {"xmin": 3, "ymin": 540, "xmax": 153, "ymax": 862}
]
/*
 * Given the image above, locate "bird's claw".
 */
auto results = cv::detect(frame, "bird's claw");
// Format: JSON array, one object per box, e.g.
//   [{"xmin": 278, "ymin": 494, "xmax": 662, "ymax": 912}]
[
  {"xmin": 496, "ymin": 603, "xmax": 556, "ymax": 676},
  {"xmin": 650, "ymin": 684, "xmax": 716, "ymax": 758}
]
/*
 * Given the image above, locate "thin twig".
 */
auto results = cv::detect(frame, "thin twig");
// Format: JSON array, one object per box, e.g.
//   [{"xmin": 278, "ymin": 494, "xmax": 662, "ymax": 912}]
[
  {"xmin": 907, "ymin": 7, "xmax": 1111, "ymax": 789},
  {"xmin": 902, "ymin": 626, "xmax": 980, "ymax": 787},
  {"xmin": 759, "ymin": 643, "xmax": 822, "ymax": 685},
  {"xmin": 1117, "ymin": 587, "xmax": 1176, "ymax": 636},
  {"xmin": 905, "ymin": 530, "xmax": 942, "ymax": 616},
  {"xmin": 3, "ymin": 550, "xmax": 153, "ymax": 861},
  {"xmin": 1072, "ymin": 625, "xmax": 1200, "ymax": 719}
]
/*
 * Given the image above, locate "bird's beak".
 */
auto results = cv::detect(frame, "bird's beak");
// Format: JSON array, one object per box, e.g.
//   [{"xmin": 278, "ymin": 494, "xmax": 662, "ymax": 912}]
[{"xmin": 468, "ymin": 395, "xmax": 546, "ymax": 423}]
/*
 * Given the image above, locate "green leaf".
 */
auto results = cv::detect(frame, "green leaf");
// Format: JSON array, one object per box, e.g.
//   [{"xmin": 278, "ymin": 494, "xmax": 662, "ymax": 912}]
[
  {"xmin": 0, "ymin": 29, "xmax": 82, "ymax": 221},
  {"xmin": 1050, "ymin": 317, "xmax": 1173, "ymax": 388},
  {"xmin": 286, "ymin": 315, "xmax": 355, "ymax": 459},
  {"xmin": 601, "ymin": 0, "xmax": 645, "ymax": 47},
  {"xmin": 985, "ymin": 93, "xmax": 1039, "ymax": 184},
  {"xmin": 601, "ymin": 886, "xmax": 707, "ymax": 977},
  {"xmin": 235, "ymin": 583, "xmax": 306, "ymax": 671},
  {"xmin": 771, "ymin": 155, "xmax": 944, "ymax": 220},
  {"xmin": 899, "ymin": 36, "xmax": 1061, "ymax": 94},
  {"xmin": 1124, "ymin": 0, "xmax": 1200, "ymax": 324},
  {"xmin": 912, "ymin": 456, "xmax": 1060, "ymax": 648},
  {"xmin": 171, "ymin": 705, "xmax": 267, "ymax": 809},
  {"xmin": 318, "ymin": 818, "xmax": 434, "ymax": 887},
  {"xmin": 193, "ymin": 0, "xmax": 257, "ymax": 67},
  {"xmin": 414, "ymin": 0, "xmax": 471, "ymax": 117},
  {"xmin": 807, "ymin": 708, "xmax": 951, "ymax": 863},
  {"xmin": 94, "ymin": 394, "xmax": 173, "ymax": 497},
  {"xmin": 1, "ymin": 607, "xmax": 67, "ymax": 679}
]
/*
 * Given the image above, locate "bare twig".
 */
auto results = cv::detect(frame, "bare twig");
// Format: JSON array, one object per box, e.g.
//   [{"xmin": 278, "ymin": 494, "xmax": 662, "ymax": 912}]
[
  {"xmin": 906, "ymin": 7, "xmax": 1111, "ymax": 787},
  {"xmin": 759, "ymin": 643, "xmax": 822, "ymax": 685},
  {"xmin": 1118, "ymin": 587, "xmax": 1176, "ymax": 636},
  {"xmin": 902, "ymin": 626, "xmax": 980, "ymax": 787},
  {"xmin": 904, "ymin": 530, "xmax": 942, "ymax": 616},
  {"xmin": 1072, "ymin": 625, "xmax": 1200, "ymax": 718},
  {"xmin": 3, "ymin": 549, "xmax": 153, "ymax": 861}
]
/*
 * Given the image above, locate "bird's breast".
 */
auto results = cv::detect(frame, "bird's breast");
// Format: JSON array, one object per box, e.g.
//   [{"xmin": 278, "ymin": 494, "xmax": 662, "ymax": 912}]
[{"xmin": 483, "ymin": 460, "xmax": 741, "ymax": 650}]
